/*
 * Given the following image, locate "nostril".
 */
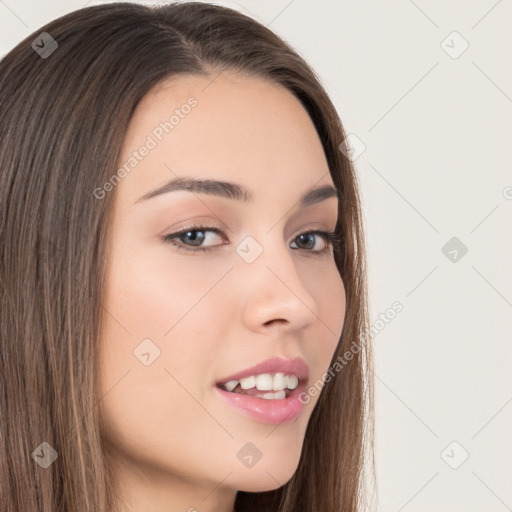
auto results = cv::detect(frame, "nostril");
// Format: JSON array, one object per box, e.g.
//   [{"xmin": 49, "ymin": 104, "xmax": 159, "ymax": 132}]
[{"xmin": 262, "ymin": 318, "xmax": 288, "ymax": 327}]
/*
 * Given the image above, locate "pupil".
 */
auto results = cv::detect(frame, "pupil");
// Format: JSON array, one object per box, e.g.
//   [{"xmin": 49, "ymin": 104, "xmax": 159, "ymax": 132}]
[{"xmin": 181, "ymin": 230, "xmax": 205, "ymax": 246}]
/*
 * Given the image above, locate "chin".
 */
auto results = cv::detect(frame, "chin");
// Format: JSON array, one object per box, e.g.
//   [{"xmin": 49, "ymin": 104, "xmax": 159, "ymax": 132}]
[{"xmin": 231, "ymin": 456, "xmax": 301, "ymax": 493}]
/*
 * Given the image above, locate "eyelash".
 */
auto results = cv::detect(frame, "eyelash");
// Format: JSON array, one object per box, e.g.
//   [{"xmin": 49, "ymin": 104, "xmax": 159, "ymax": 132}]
[{"xmin": 162, "ymin": 226, "xmax": 341, "ymax": 255}]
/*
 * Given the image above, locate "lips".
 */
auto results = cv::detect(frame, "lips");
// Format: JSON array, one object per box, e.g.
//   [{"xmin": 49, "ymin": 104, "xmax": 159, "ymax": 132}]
[
  {"xmin": 215, "ymin": 356, "xmax": 309, "ymax": 387},
  {"xmin": 215, "ymin": 382, "xmax": 307, "ymax": 424},
  {"xmin": 214, "ymin": 357, "xmax": 310, "ymax": 424}
]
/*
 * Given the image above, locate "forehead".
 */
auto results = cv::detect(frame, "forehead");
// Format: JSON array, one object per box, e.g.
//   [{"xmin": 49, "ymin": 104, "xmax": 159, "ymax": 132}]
[{"xmin": 116, "ymin": 71, "xmax": 333, "ymax": 206}]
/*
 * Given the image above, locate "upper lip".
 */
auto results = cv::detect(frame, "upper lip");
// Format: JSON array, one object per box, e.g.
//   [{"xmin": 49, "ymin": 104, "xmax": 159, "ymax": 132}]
[{"xmin": 216, "ymin": 357, "xmax": 309, "ymax": 386}]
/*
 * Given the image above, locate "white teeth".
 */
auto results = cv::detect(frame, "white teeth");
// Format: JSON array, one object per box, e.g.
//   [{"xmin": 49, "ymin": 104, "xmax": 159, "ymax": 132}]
[
  {"xmin": 224, "ymin": 380, "xmax": 238, "ymax": 392},
  {"xmin": 239, "ymin": 376, "xmax": 256, "ymax": 389},
  {"xmin": 260, "ymin": 390, "xmax": 286, "ymax": 400},
  {"xmin": 272, "ymin": 372, "xmax": 286, "ymax": 391},
  {"xmin": 255, "ymin": 373, "xmax": 273, "ymax": 391},
  {"xmin": 221, "ymin": 372, "xmax": 300, "ymax": 392},
  {"xmin": 288, "ymin": 375, "xmax": 298, "ymax": 390}
]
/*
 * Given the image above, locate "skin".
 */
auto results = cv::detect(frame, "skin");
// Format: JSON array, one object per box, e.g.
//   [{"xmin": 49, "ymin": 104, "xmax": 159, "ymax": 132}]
[{"xmin": 98, "ymin": 70, "xmax": 346, "ymax": 512}]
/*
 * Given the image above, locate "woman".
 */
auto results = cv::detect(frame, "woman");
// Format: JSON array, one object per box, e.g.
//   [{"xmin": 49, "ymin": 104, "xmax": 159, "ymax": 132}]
[{"xmin": 0, "ymin": 3, "xmax": 374, "ymax": 511}]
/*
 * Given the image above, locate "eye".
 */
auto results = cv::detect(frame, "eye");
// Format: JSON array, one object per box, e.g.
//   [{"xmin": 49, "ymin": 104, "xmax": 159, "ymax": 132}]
[
  {"xmin": 290, "ymin": 230, "xmax": 339, "ymax": 253},
  {"xmin": 162, "ymin": 226, "xmax": 340, "ymax": 255},
  {"xmin": 163, "ymin": 226, "xmax": 227, "ymax": 252}
]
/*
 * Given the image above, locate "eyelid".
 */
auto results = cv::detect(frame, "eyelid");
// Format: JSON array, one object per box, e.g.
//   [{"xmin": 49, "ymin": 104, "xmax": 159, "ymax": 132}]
[
  {"xmin": 159, "ymin": 215, "xmax": 231, "ymax": 238},
  {"xmin": 289, "ymin": 221, "xmax": 336, "ymax": 240}
]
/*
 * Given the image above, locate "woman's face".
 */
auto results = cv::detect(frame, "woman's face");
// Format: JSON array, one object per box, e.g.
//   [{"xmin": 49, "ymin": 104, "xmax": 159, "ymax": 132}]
[{"xmin": 98, "ymin": 71, "xmax": 346, "ymax": 508}]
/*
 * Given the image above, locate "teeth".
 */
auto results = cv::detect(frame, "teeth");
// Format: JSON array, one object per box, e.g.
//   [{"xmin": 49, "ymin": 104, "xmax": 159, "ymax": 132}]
[
  {"xmin": 287, "ymin": 375, "xmax": 298, "ymax": 390},
  {"xmin": 239, "ymin": 376, "xmax": 256, "ymax": 389},
  {"xmin": 273, "ymin": 372, "xmax": 286, "ymax": 390},
  {"xmin": 224, "ymin": 380, "xmax": 238, "ymax": 392},
  {"xmin": 221, "ymin": 373, "xmax": 300, "ymax": 392},
  {"xmin": 255, "ymin": 373, "xmax": 273, "ymax": 390},
  {"xmin": 260, "ymin": 390, "xmax": 286, "ymax": 400}
]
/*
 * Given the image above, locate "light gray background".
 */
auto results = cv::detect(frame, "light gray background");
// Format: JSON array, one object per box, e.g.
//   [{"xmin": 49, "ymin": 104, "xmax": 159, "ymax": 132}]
[{"xmin": 1, "ymin": 1, "xmax": 511, "ymax": 511}]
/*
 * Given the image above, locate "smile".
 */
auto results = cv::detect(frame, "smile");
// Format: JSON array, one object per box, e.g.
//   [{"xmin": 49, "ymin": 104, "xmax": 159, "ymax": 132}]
[
  {"xmin": 219, "ymin": 372, "xmax": 299, "ymax": 400},
  {"xmin": 215, "ymin": 357, "xmax": 309, "ymax": 424}
]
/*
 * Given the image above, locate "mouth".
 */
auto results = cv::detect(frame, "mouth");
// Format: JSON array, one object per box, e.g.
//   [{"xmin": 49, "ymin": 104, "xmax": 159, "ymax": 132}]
[
  {"xmin": 215, "ymin": 372, "xmax": 302, "ymax": 400},
  {"xmin": 214, "ymin": 357, "xmax": 309, "ymax": 424}
]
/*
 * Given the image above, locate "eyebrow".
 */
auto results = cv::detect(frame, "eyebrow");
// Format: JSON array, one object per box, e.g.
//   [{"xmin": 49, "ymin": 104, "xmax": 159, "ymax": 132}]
[{"xmin": 135, "ymin": 177, "xmax": 339, "ymax": 208}]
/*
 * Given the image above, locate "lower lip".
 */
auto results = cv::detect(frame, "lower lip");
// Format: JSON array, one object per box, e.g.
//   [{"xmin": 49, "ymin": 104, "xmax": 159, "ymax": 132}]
[{"xmin": 215, "ymin": 385, "xmax": 306, "ymax": 424}]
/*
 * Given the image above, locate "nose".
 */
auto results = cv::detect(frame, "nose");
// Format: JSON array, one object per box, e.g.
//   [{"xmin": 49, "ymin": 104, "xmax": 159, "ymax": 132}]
[{"xmin": 238, "ymin": 239, "xmax": 319, "ymax": 334}]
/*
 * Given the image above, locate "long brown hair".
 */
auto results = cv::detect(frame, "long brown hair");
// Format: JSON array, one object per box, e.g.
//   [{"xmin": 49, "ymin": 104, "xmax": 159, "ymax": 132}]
[{"xmin": 0, "ymin": 3, "xmax": 374, "ymax": 511}]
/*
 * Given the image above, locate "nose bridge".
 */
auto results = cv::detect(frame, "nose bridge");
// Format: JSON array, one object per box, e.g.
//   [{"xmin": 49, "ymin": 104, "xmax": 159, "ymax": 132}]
[{"xmin": 235, "ymin": 232, "xmax": 318, "ymax": 330}]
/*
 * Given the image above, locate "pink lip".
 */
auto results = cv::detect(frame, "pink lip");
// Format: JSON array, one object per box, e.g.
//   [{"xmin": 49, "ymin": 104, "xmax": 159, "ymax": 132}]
[
  {"xmin": 216, "ymin": 356, "xmax": 309, "ymax": 386},
  {"xmin": 214, "ymin": 357, "xmax": 309, "ymax": 425},
  {"xmin": 215, "ymin": 383, "xmax": 307, "ymax": 424}
]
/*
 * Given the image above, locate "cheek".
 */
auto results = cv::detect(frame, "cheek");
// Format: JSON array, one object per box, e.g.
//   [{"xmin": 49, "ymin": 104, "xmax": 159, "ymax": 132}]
[
  {"xmin": 301, "ymin": 261, "xmax": 346, "ymax": 380},
  {"xmin": 323, "ymin": 270, "xmax": 346, "ymax": 339},
  {"xmin": 104, "ymin": 244, "xmax": 230, "ymax": 341},
  {"xmin": 99, "ymin": 243, "xmax": 234, "ymax": 395},
  {"xmin": 98, "ymin": 250, "xmax": 233, "ymax": 471},
  {"xmin": 302, "ymin": 258, "xmax": 346, "ymax": 332}
]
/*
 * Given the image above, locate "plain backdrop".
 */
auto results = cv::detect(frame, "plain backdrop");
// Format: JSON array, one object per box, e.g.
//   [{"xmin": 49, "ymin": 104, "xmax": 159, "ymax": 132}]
[{"xmin": 1, "ymin": 1, "xmax": 511, "ymax": 511}]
